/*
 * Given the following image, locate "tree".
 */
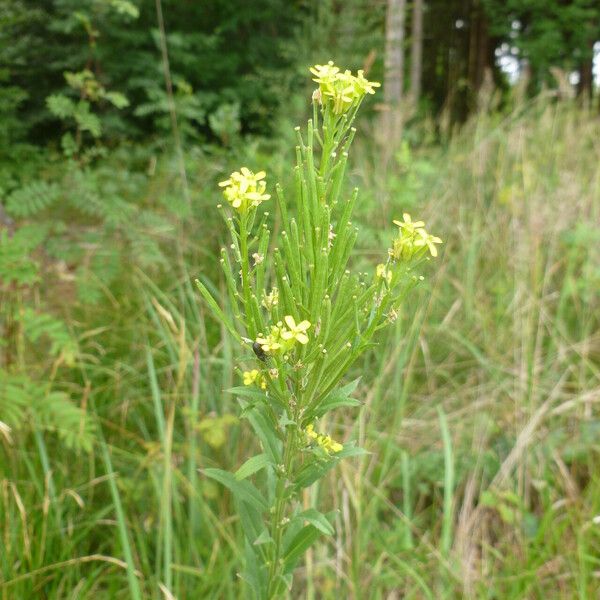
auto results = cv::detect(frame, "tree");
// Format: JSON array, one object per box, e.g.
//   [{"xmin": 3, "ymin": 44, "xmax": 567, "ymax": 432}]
[
  {"xmin": 410, "ymin": 0, "xmax": 424, "ymax": 106},
  {"xmin": 383, "ymin": 0, "xmax": 407, "ymax": 147}
]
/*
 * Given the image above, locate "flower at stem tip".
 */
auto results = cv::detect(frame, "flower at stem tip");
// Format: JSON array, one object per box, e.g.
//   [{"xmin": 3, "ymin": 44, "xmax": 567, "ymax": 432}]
[
  {"xmin": 414, "ymin": 228, "xmax": 443, "ymax": 258},
  {"xmin": 393, "ymin": 213, "xmax": 425, "ymax": 235},
  {"xmin": 390, "ymin": 213, "xmax": 443, "ymax": 260},
  {"xmin": 218, "ymin": 167, "xmax": 270, "ymax": 212},
  {"xmin": 310, "ymin": 60, "xmax": 380, "ymax": 115}
]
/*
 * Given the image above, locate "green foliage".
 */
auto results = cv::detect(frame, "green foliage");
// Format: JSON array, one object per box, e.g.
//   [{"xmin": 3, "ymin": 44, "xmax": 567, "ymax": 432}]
[
  {"xmin": 483, "ymin": 0, "xmax": 600, "ymax": 89},
  {"xmin": 46, "ymin": 69, "xmax": 130, "ymax": 155},
  {"xmin": 5, "ymin": 180, "xmax": 60, "ymax": 217},
  {"xmin": 18, "ymin": 308, "xmax": 78, "ymax": 366},
  {"xmin": 199, "ymin": 63, "xmax": 440, "ymax": 597},
  {"xmin": 1, "ymin": 96, "xmax": 599, "ymax": 598},
  {"xmin": 0, "ymin": 371, "xmax": 94, "ymax": 451},
  {"xmin": 1, "ymin": 2, "xmax": 600, "ymax": 597},
  {"xmin": 0, "ymin": 224, "xmax": 46, "ymax": 285}
]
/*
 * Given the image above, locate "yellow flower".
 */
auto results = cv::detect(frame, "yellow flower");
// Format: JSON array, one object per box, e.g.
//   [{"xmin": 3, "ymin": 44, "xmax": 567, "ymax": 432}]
[
  {"xmin": 309, "ymin": 61, "xmax": 380, "ymax": 115},
  {"xmin": 353, "ymin": 69, "xmax": 381, "ymax": 96},
  {"xmin": 255, "ymin": 317, "xmax": 311, "ymax": 357},
  {"xmin": 393, "ymin": 213, "xmax": 425, "ymax": 235},
  {"xmin": 309, "ymin": 61, "xmax": 340, "ymax": 83},
  {"xmin": 243, "ymin": 369, "xmax": 267, "ymax": 389},
  {"xmin": 305, "ymin": 424, "xmax": 343, "ymax": 454},
  {"xmin": 389, "ymin": 215, "xmax": 442, "ymax": 261},
  {"xmin": 305, "ymin": 423, "xmax": 318, "ymax": 440},
  {"xmin": 414, "ymin": 229, "xmax": 443, "ymax": 257},
  {"xmin": 255, "ymin": 322, "xmax": 285, "ymax": 353},
  {"xmin": 218, "ymin": 167, "xmax": 270, "ymax": 212},
  {"xmin": 243, "ymin": 369, "xmax": 259, "ymax": 385},
  {"xmin": 281, "ymin": 315, "xmax": 311, "ymax": 345},
  {"xmin": 255, "ymin": 333, "xmax": 282, "ymax": 353}
]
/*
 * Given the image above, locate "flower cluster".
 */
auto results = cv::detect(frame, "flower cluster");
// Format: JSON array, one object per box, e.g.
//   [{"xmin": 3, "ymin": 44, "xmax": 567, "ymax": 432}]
[
  {"xmin": 389, "ymin": 213, "xmax": 443, "ymax": 261},
  {"xmin": 242, "ymin": 369, "xmax": 267, "ymax": 390},
  {"xmin": 255, "ymin": 315, "xmax": 311, "ymax": 356},
  {"xmin": 305, "ymin": 424, "xmax": 343, "ymax": 454},
  {"xmin": 310, "ymin": 61, "xmax": 380, "ymax": 115},
  {"xmin": 218, "ymin": 167, "xmax": 270, "ymax": 212}
]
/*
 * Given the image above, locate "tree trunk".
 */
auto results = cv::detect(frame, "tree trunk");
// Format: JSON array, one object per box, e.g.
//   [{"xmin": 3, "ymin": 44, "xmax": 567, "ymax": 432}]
[
  {"xmin": 467, "ymin": 0, "xmax": 490, "ymax": 113},
  {"xmin": 577, "ymin": 41, "xmax": 594, "ymax": 103},
  {"xmin": 384, "ymin": 0, "xmax": 406, "ymax": 104},
  {"xmin": 382, "ymin": 0, "xmax": 406, "ymax": 150},
  {"xmin": 409, "ymin": 0, "xmax": 424, "ymax": 106}
]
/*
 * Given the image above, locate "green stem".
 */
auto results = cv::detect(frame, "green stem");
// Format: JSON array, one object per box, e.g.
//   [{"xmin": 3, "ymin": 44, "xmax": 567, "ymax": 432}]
[
  {"xmin": 239, "ymin": 212, "xmax": 255, "ymax": 338},
  {"xmin": 267, "ymin": 413, "xmax": 298, "ymax": 598}
]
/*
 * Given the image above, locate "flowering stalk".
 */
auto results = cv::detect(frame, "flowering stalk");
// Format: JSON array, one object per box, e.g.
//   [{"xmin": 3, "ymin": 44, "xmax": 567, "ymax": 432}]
[{"xmin": 197, "ymin": 61, "xmax": 441, "ymax": 598}]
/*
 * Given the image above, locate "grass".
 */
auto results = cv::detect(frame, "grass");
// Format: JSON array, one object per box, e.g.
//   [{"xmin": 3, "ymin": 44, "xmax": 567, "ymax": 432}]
[{"xmin": 1, "ymin": 96, "xmax": 599, "ymax": 598}]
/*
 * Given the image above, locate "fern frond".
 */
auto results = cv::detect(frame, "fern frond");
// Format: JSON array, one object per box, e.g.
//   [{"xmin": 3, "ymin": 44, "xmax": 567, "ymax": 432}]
[
  {"xmin": 5, "ymin": 180, "xmax": 60, "ymax": 217},
  {"xmin": 0, "ymin": 370, "xmax": 94, "ymax": 452},
  {"xmin": 0, "ymin": 224, "xmax": 47, "ymax": 286},
  {"xmin": 19, "ymin": 308, "xmax": 78, "ymax": 366}
]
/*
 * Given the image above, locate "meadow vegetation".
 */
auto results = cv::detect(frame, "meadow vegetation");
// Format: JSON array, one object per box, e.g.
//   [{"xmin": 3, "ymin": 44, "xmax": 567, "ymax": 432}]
[
  {"xmin": 2, "ymin": 2, "xmax": 600, "ymax": 597},
  {"xmin": 1, "ymin": 88, "xmax": 599, "ymax": 598}
]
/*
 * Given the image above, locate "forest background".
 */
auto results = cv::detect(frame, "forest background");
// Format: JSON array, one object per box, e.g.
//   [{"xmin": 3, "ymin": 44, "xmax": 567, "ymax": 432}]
[{"xmin": 1, "ymin": 1, "xmax": 600, "ymax": 598}]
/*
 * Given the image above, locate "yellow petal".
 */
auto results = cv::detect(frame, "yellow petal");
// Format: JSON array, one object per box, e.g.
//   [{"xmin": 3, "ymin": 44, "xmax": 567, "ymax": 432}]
[
  {"xmin": 296, "ymin": 320, "xmax": 311, "ymax": 332},
  {"xmin": 284, "ymin": 315, "xmax": 296, "ymax": 329},
  {"xmin": 331, "ymin": 441, "xmax": 343, "ymax": 453},
  {"xmin": 295, "ymin": 332, "xmax": 309, "ymax": 345}
]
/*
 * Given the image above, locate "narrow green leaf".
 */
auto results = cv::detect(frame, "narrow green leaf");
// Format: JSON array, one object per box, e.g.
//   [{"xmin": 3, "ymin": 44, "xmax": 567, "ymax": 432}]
[
  {"xmin": 283, "ymin": 524, "xmax": 321, "ymax": 574},
  {"xmin": 235, "ymin": 453, "xmax": 272, "ymax": 480},
  {"xmin": 203, "ymin": 468, "xmax": 268, "ymax": 511},
  {"xmin": 295, "ymin": 508, "xmax": 334, "ymax": 536},
  {"xmin": 239, "ymin": 400, "xmax": 283, "ymax": 464},
  {"xmin": 195, "ymin": 278, "xmax": 241, "ymax": 343}
]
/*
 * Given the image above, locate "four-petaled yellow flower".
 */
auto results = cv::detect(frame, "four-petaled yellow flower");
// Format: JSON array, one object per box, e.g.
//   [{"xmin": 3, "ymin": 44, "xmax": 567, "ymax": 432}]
[
  {"xmin": 281, "ymin": 315, "xmax": 311, "ymax": 345},
  {"xmin": 218, "ymin": 167, "xmax": 270, "ymax": 212},
  {"xmin": 305, "ymin": 423, "xmax": 343, "ymax": 454},
  {"xmin": 393, "ymin": 213, "xmax": 425, "ymax": 235},
  {"xmin": 414, "ymin": 228, "xmax": 443, "ymax": 257}
]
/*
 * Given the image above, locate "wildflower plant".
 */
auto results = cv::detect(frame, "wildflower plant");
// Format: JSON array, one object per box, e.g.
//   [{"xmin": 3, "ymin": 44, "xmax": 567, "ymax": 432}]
[{"xmin": 196, "ymin": 62, "xmax": 441, "ymax": 598}]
